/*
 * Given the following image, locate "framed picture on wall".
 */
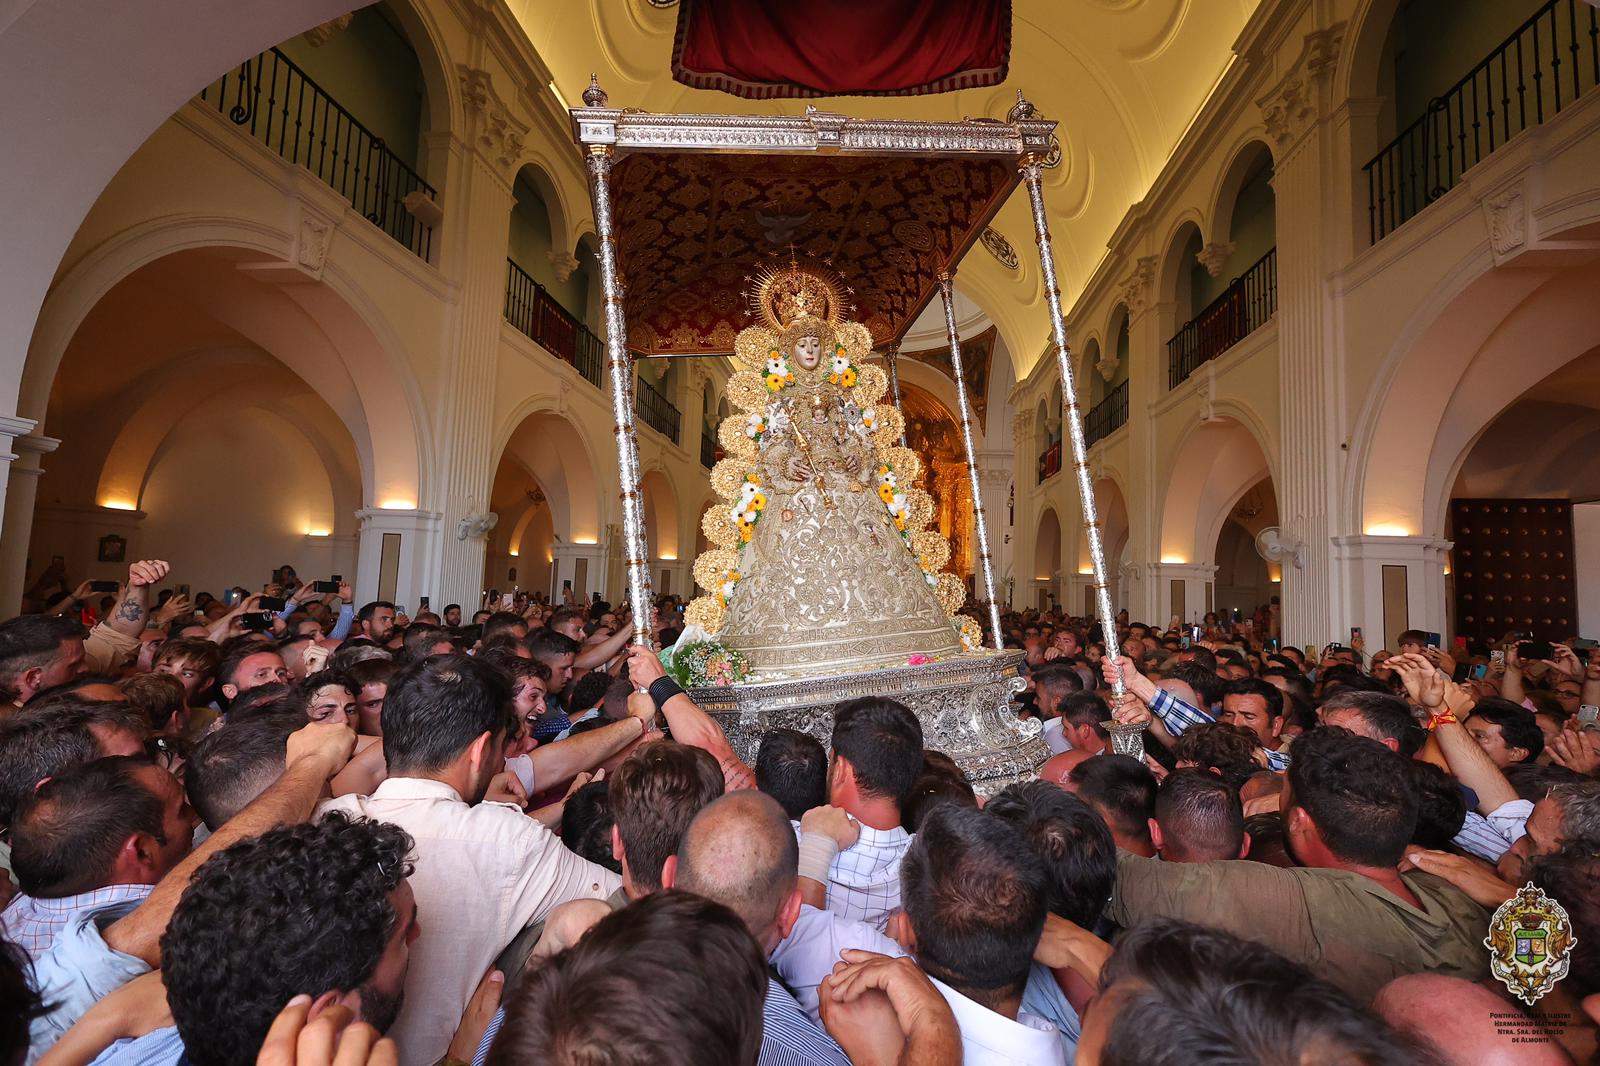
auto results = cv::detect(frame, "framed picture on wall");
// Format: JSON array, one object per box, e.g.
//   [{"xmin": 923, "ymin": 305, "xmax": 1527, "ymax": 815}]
[{"xmin": 97, "ymin": 534, "xmax": 126, "ymax": 563}]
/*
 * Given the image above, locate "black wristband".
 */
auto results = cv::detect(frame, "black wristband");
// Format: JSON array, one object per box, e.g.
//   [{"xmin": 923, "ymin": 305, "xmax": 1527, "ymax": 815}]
[{"xmin": 648, "ymin": 676, "xmax": 685, "ymax": 710}]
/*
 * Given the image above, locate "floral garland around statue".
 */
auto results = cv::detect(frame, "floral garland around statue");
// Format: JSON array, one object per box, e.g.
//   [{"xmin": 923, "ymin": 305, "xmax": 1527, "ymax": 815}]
[
  {"xmin": 662, "ymin": 639, "xmax": 751, "ymax": 688},
  {"xmin": 687, "ymin": 320, "xmax": 968, "ymax": 635}
]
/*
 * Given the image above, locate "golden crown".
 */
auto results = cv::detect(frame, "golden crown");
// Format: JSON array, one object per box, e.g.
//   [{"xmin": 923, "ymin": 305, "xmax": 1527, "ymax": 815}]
[{"xmin": 746, "ymin": 254, "xmax": 850, "ymax": 330}]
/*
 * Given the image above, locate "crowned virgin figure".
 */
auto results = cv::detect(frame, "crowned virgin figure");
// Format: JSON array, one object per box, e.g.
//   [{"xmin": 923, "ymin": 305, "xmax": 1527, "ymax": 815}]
[{"xmin": 684, "ymin": 263, "xmax": 982, "ymax": 681}]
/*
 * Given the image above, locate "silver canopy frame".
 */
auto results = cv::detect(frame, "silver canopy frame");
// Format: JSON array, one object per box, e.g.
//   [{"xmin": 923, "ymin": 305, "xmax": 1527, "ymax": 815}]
[{"xmin": 570, "ymin": 80, "xmax": 1135, "ymax": 753}]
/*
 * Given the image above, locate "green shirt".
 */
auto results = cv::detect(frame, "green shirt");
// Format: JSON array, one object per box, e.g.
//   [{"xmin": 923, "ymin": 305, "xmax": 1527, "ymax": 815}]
[{"xmin": 1108, "ymin": 851, "xmax": 1490, "ymax": 1001}]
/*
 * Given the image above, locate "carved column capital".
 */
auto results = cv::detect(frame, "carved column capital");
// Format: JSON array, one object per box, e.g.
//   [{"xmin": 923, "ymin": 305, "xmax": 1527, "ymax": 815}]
[
  {"xmin": 1118, "ymin": 255, "xmax": 1158, "ymax": 314},
  {"xmin": 548, "ymin": 250, "xmax": 581, "ymax": 282},
  {"xmin": 1257, "ymin": 23, "xmax": 1345, "ymax": 157},
  {"xmin": 457, "ymin": 65, "xmax": 529, "ymax": 173},
  {"xmin": 1195, "ymin": 241, "xmax": 1236, "ymax": 278}
]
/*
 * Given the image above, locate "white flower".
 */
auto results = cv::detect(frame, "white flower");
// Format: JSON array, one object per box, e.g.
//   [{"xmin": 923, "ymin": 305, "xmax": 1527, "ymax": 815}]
[
  {"xmin": 861, "ymin": 409, "xmax": 878, "ymax": 432},
  {"xmin": 880, "ymin": 472, "xmax": 898, "ymax": 489},
  {"xmin": 720, "ymin": 579, "xmax": 738, "ymax": 598},
  {"xmin": 739, "ymin": 482, "xmax": 760, "ymax": 502},
  {"xmin": 830, "ymin": 355, "xmax": 851, "ymax": 375},
  {"xmin": 765, "ymin": 356, "xmax": 789, "ymax": 377},
  {"xmin": 925, "ymin": 572, "xmax": 939, "ymax": 586},
  {"xmin": 887, "ymin": 496, "xmax": 906, "ymax": 515},
  {"xmin": 741, "ymin": 508, "xmax": 759, "ymax": 524},
  {"xmin": 745, "ymin": 413, "xmax": 765, "ymax": 438}
]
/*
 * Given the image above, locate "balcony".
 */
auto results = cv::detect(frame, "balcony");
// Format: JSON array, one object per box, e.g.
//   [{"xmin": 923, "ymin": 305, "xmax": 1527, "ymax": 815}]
[
  {"xmin": 1167, "ymin": 247, "xmax": 1277, "ymax": 389},
  {"xmin": 1083, "ymin": 380, "xmax": 1129, "ymax": 448},
  {"xmin": 1364, "ymin": 0, "xmax": 1599, "ymax": 243},
  {"xmin": 504, "ymin": 260, "xmax": 603, "ymax": 387},
  {"xmin": 198, "ymin": 47, "xmax": 436, "ymax": 261},
  {"xmin": 701, "ymin": 430, "xmax": 718, "ymax": 469},
  {"xmin": 1037, "ymin": 441, "xmax": 1062, "ymax": 484},
  {"xmin": 637, "ymin": 376, "xmax": 682, "ymax": 444}
]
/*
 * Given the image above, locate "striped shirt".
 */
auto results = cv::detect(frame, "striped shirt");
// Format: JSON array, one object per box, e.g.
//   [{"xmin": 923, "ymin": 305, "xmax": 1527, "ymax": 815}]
[
  {"xmin": 1147, "ymin": 688, "xmax": 1291, "ymax": 771},
  {"xmin": 1, "ymin": 883, "xmax": 152, "ymax": 962},
  {"xmin": 824, "ymin": 823, "xmax": 913, "ymax": 931}
]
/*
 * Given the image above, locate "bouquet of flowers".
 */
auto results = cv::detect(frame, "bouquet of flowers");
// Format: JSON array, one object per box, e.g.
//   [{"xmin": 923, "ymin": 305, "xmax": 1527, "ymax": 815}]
[{"xmin": 664, "ymin": 640, "xmax": 751, "ymax": 688}]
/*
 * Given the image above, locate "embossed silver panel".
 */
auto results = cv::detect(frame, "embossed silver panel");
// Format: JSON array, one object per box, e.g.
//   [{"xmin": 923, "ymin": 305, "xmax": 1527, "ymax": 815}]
[{"xmin": 691, "ymin": 650, "xmax": 1048, "ymax": 793}]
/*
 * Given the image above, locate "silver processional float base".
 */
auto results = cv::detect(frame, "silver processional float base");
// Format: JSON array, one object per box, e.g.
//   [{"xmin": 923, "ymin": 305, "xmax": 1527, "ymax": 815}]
[{"xmin": 689, "ymin": 650, "xmax": 1049, "ymax": 794}]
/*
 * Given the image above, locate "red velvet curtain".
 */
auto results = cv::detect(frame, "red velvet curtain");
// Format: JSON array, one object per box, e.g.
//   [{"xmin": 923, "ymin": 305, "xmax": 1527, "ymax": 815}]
[{"xmin": 672, "ymin": 0, "xmax": 1011, "ymax": 99}]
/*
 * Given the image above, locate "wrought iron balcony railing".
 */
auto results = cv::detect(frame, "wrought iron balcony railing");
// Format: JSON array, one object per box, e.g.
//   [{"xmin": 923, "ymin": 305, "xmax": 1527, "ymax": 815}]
[
  {"xmin": 1364, "ymin": 0, "xmax": 1599, "ymax": 243},
  {"xmin": 700, "ymin": 431, "xmax": 718, "ymax": 469},
  {"xmin": 637, "ymin": 375, "xmax": 682, "ymax": 444},
  {"xmin": 198, "ymin": 46, "xmax": 436, "ymax": 260},
  {"xmin": 1084, "ymin": 380, "xmax": 1129, "ymax": 448},
  {"xmin": 504, "ymin": 260, "xmax": 603, "ymax": 387},
  {"xmin": 1167, "ymin": 247, "xmax": 1277, "ymax": 389},
  {"xmin": 1037, "ymin": 441, "xmax": 1062, "ymax": 484}
]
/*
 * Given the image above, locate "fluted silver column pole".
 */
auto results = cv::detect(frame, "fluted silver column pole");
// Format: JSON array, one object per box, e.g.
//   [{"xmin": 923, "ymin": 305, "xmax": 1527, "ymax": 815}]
[
  {"xmin": 937, "ymin": 273, "xmax": 1004, "ymax": 652},
  {"xmin": 883, "ymin": 342, "xmax": 909, "ymax": 448},
  {"xmin": 1017, "ymin": 136, "xmax": 1139, "ymax": 755},
  {"xmin": 586, "ymin": 144, "xmax": 654, "ymax": 647}
]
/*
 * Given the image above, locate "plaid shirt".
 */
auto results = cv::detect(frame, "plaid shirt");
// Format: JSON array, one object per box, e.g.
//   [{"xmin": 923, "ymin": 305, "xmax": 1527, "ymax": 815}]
[
  {"xmin": 0, "ymin": 883, "xmax": 153, "ymax": 961},
  {"xmin": 825, "ymin": 824, "xmax": 913, "ymax": 931},
  {"xmin": 1146, "ymin": 688, "xmax": 1291, "ymax": 772}
]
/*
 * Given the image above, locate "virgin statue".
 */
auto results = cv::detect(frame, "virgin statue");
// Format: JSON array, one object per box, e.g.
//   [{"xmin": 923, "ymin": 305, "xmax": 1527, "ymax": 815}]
[{"xmin": 684, "ymin": 262, "xmax": 981, "ymax": 680}]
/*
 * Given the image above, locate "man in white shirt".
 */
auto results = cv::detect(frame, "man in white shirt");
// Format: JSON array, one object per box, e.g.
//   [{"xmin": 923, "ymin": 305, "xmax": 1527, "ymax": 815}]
[
  {"xmin": 813, "ymin": 697, "xmax": 922, "ymax": 929},
  {"xmin": 321, "ymin": 654, "xmax": 621, "ymax": 1066},
  {"xmin": 897, "ymin": 803, "xmax": 1067, "ymax": 1065},
  {"xmin": 1028, "ymin": 662, "xmax": 1085, "ymax": 755}
]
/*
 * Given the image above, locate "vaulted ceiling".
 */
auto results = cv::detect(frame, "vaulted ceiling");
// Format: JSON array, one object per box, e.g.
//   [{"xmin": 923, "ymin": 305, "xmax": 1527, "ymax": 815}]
[{"xmin": 510, "ymin": 0, "xmax": 1260, "ymax": 380}]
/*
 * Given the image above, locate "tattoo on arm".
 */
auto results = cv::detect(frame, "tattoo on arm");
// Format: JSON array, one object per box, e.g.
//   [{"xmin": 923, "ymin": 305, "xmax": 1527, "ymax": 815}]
[{"xmin": 117, "ymin": 598, "xmax": 146, "ymax": 622}]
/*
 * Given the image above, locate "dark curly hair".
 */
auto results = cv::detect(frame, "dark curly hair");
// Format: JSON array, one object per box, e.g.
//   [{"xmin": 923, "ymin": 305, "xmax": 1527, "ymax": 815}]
[
  {"xmin": 160, "ymin": 813, "xmax": 415, "ymax": 1066},
  {"xmin": 1172, "ymin": 722, "xmax": 1261, "ymax": 792},
  {"xmin": 1287, "ymin": 726, "xmax": 1417, "ymax": 868}
]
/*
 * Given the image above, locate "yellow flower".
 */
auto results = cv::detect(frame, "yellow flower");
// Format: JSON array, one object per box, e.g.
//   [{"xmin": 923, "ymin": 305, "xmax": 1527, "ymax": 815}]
[
  {"xmin": 841, "ymin": 368, "xmax": 858, "ymax": 388},
  {"xmin": 765, "ymin": 373, "xmax": 785, "ymax": 392},
  {"xmin": 749, "ymin": 492, "xmax": 767, "ymax": 511},
  {"xmin": 877, "ymin": 483, "xmax": 897, "ymax": 505},
  {"xmin": 894, "ymin": 515, "xmax": 908, "ymax": 531}
]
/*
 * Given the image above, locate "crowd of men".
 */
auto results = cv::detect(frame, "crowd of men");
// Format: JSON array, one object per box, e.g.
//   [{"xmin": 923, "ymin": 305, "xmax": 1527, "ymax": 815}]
[{"xmin": 1, "ymin": 561, "xmax": 1598, "ymax": 1065}]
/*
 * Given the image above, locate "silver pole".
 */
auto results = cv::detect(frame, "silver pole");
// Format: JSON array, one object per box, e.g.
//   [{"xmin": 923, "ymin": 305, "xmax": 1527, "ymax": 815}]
[
  {"xmin": 937, "ymin": 273, "xmax": 1004, "ymax": 652},
  {"xmin": 884, "ymin": 343, "xmax": 909, "ymax": 448},
  {"xmin": 1019, "ymin": 158, "xmax": 1140, "ymax": 755},
  {"xmin": 585, "ymin": 146, "xmax": 655, "ymax": 647}
]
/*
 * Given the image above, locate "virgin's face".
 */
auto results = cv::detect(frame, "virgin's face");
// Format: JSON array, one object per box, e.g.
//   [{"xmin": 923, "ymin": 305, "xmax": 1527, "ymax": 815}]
[{"xmin": 792, "ymin": 334, "xmax": 822, "ymax": 370}]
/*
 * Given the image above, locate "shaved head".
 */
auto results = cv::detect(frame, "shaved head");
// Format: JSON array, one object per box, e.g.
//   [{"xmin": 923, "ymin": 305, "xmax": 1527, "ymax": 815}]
[
  {"xmin": 674, "ymin": 790, "xmax": 798, "ymax": 941},
  {"xmin": 1375, "ymin": 973, "xmax": 1570, "ymax": 1064}
]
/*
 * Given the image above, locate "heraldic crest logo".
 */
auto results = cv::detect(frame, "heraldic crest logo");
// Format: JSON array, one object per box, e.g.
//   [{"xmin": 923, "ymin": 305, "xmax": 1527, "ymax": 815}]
[{"xmin": 1485, "ymin": 882, "xmax": 1577, "ymax": 1005}]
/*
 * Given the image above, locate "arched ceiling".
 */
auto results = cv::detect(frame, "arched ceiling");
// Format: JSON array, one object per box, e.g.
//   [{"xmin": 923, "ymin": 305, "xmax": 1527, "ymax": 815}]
[{"xmin": 510, "ymin": 0, "xmax": 1260, "ymax": 382}]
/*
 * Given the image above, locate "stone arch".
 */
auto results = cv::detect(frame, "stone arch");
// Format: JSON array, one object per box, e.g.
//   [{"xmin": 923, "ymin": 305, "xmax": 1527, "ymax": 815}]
[
  {"xmin": 638, "ymin": 467, "xmax": 682, "ymax": 562},
  {"xmin": 1208, "ymin": 138, "xmax": 1276, "ymax": 247},
  {"xmin": 21, "ymin": 218, "xmax": 431, "ymax": 510},
  {"xmin": 493, "ymin": 405, "xmax": 605, "ymax": 545},
  {"xmin": 510, "ymin": 156, "xmax": 580, "ymax": 261},
  {"xmin": 95, "ymin": 355, "xmax": 361, "ymax": 531},
  {"xmin": 1353, "ymin": 251, "xmax": 1600, "ymax": 541},
  {"xmin": 1078, "ymin": 475, "xmax": 1131, "ymax": 575},
  {"xmin": 377, "ymin": 0, "xmax": 460, "ymax": 146},
  {"xmin": 1035, "ymin": 507, "xmax": 1062, "ymax": 582},
  {"xmin": 1158, "ymin": 414, "xmax": 1275, "ymax": 567},
  {"xmin": 0, "ymin": 0, "xmax": 364, "ymax": 423},
  {"xmin": 1156, "ymin": 217, "xmax": 1206, "ymax": 321}
]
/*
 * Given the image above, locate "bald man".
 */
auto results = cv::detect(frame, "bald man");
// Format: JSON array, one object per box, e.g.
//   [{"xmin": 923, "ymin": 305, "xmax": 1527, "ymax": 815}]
[
  {"xmin": 664, "ymin": 791, "xmax": 850, "ymax": 1064},
  {"xmin": 1374, "ymin": 974, "xmax": 1573, "ymax": 1065}
]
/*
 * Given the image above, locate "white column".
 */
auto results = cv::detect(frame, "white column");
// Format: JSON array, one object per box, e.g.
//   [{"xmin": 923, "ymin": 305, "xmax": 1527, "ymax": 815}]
[
  {"xmin": 354, "ymin": 507, "xmax": 442, "ymax": 611},
  {"xmin": 1259, "ymin": 26, "xmax": 1344, "ymax": 648},
  {"xmin": 428, "ymin": 69, "xmax": 524, "ymax": 610},
  {"xmin": 0, "ymin": 425, "xmax": 56, "ymax": 612},
  {"xmin": 551, "ymin": 541, "xmax": 607, "ymax": 603},
  {"xmin": 1147, "ymin": 562, "xmax": 1219, "ymax": 626},
  {"xmin": 974, "ymin": 450, "xmax": 1014, "ymax": 604},
  {"xmin": 1331, "ymin": 535, "xmax": 1451, "ymax": 653}
]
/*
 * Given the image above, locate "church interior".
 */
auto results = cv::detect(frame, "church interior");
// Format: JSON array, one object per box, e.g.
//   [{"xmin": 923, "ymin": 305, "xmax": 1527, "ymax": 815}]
[{"xmin": 2, "ymin": 0, "xmax": 1599, "ymax": 652}]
